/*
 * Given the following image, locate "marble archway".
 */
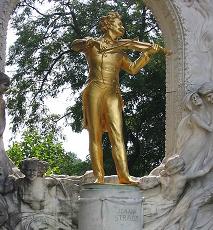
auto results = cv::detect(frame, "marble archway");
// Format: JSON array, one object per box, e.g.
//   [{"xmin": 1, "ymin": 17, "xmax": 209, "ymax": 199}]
[
  {"xmin": 145, "ymin": 0, "xmax": 213, "ymax": 156},
  {"xmin": 145, "ymin": 0, "xmax": 185, "ymax": 156}
]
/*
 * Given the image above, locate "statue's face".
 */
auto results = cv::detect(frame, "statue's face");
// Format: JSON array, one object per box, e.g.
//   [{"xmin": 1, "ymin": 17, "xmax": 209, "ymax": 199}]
[
  {"xmin": 191, "ymin": 93, "xmax": 202, "ymax": 106},
  {"xmin": 109, "ymin": 18, "xmax": 125, "ymax": 38},
  {"xmin": 206, "ymin": 92, "xmax": 213, "ymax": 104},
  {"xmin": 183, "ymin": 0, "xmax": 195, "ymax": 7},
  {"xmin": 24, "ymin": 165, "xmax": 38, "ymax": 181}
]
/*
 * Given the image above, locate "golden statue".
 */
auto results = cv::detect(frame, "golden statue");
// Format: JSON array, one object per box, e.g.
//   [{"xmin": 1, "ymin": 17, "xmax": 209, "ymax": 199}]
[{"xmin": 71, "ymin": 12, "xmax": 171, "ymax": 184}]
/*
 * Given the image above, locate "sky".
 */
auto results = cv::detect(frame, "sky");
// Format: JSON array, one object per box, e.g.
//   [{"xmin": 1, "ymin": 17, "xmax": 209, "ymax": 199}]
[{"xmin": 4, "ymin": 19, "xmax": 89, "ymax": 161}]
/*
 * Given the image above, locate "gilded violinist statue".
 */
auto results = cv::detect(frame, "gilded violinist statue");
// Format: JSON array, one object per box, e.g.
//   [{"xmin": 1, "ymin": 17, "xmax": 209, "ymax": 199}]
[{"xmin": 71, "ymin": 12, "xmax": 170, "ymax": 184}]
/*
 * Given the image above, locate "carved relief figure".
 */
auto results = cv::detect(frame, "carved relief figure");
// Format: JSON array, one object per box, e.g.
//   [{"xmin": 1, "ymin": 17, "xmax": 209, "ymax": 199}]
[
  {"xmin": 184, "ymin": 0, "xmax": 213, "ymax": 80},
  {"xmin": 198, "ymin": 81, "xmax": 213, "ymax": 165},
  {"xmin": 175, "ymin": 92, "xmax": 213, "ymax": 174},
  {"xmin": 183, "ymin": 0, "xmax": 196, "ymax": 7},
  {"xmin": 0, "ymin": 72, "xmax": 10, "ymax": 137},
  {"xmin": 0, "ymin": 167, "xmax": 9, "ymax": 230},
  {"xmin": 140, "ymin": 155, "xmax": 189, "ymax": 230},
  {"xmin": 0, "ymin": 72, "xmax": 21, "ymax": 179},
  {"xmin": 141, "ymin": 154, "xmax": 213, "ymax": 230},
  {"xmin": 161, "ymin": 154, "xmax": 213, "ymax": 230},
  {"xmin": 16, "ymin": 158, "xmax": 47, "ymax": 211},
  {"xmin": 195, "ymin": 0, "xmax": 213, "ymax": 80},
  {"xmin": 140, "ymin": 155, "xmax": 208, "ymax": 202},
  {"xmin": 144, "ymin": 87, "xmax": 213, "ymax": 230},
  {"xmin": 140, "ymin": 155, "xmax": 186, "ymax": 230},
  {"xmin": 150, "ymin": 91, "xmax": 213, "ymax": 177},
  {"xmin": 0, "ymin": 195, "xmax": 8, "ymax": 230},
  {"xmin": 16, "ymin": 157, "xmax": 65, "ymax": 211},
  {"xmin": 71, "ymin": 11, "xmax": 165, "ymax": 184},
  {"xmin": 14, "ymin": 158, "xmax": 71, "ymax": 230},
  {"xmin": 0, "ymin": 72, "xmax": 14, "ymax": 178}
]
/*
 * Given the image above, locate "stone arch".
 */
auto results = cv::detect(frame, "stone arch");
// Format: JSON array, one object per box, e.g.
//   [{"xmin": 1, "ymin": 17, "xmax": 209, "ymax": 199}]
[{"xmin": 144, "ymin": 0, "xmax": 185, "ymax": 155}]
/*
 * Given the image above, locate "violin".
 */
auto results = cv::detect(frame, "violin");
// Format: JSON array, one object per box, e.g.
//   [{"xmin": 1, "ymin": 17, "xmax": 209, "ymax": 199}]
[{"xmin": 99, "ymin": 38, "xmax": 172, "ymax": 56}]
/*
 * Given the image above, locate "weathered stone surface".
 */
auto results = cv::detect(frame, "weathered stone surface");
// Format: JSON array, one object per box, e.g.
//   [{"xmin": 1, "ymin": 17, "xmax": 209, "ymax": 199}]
[
  {"xmin": 4, "ymin": 158, "xmax": 78, "ymax": 229},
  {"xmin": 78, "ymin": 184, "xmax": 143, "ymax": 230},
  {"xmin": 0, "ymin": 0, "xmax": 19, "ymax": 72},
  {"xmin": 0, "ymin": 72, "xmax": 14, "ymax": 179},
  {"xmin": 140, "ymin": 88, "xmax": 213, "ymax": 229}
]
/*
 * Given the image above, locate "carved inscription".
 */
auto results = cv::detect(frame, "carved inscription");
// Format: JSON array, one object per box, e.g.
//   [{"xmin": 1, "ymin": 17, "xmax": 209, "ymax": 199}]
[{"xmin": 115, "ymin": 208, "xmax": 139, "ymax": 222}]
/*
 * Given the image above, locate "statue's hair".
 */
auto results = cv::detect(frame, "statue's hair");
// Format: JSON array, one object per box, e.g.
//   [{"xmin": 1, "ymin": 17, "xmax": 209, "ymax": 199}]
[
  {"xmin": 99, "ymin": 11, "xmax": 122, "ymax": 33},
  {"xmin": 0, "ymin": 72, "xmax": 10, "ymax": 85},
  {"xmin": 19, "ymin": 157, "xmax": 48, "ymax": 176},
  {"xmin": 183, "ymin": 91, "xmax": 201, "ymax": 112},
  {"xmin": 37, "ymin": 160, "xmax": 49, "ymax": 176}
]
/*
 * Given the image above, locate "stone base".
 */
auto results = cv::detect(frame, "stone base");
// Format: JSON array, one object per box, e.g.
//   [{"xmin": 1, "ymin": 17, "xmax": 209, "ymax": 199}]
[{"xmin": 78, "ymin": 184, "xmax": 143, "ymax": 230}]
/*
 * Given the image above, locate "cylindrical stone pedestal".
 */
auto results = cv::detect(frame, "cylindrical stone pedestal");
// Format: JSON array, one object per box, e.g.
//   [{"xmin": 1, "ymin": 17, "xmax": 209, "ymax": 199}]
[{"xmin": 78, "ymin": 184, "xmax": 143, "ymax": 230}]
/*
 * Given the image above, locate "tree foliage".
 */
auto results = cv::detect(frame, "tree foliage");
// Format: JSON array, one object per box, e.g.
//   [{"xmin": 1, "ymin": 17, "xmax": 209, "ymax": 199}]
[
  {"xmin": 7, "ymin": 129, "xmax": 90, "ymax": 175},
  {"xmin": 7, "ymin": 0, "xmax": 166, "ymax": 176}
]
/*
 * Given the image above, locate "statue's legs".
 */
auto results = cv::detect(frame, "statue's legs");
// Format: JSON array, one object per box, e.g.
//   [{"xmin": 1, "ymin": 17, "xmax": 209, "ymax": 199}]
[
  {"xmin": 85, "ymin": 83, "xmax": 105, "ymax": 183},
  {"xmin": 84, "ymin": 82, "xmax": 137, "ymax": 184},
  {"xmin": 104, "ymin": 90, "xmax": 132, "ymax": 184}
]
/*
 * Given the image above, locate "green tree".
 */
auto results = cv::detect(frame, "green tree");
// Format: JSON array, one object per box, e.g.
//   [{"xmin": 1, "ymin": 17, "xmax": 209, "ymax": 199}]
[
  {"xmin": 7, "ymin": 0, "xmax": 165, "ymax": 176},
  {"xmin": 7, "ymin": 129, "xmax": 90, "ymax": 175}
]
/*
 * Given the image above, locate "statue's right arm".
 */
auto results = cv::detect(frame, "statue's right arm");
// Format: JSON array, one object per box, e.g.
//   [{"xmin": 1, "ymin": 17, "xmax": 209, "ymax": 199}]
[
  {"xmin": 71, "ymin": 38, "xmax": 88, "ymax": 52},
  {"xmin": 139, "ymin": 175, "xmax": 160, "ymax": 190}
]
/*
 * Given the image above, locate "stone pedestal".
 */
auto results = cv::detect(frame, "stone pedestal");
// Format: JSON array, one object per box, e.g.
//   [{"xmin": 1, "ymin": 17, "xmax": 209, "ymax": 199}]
[{"xmin": 78, "ymin": 184, "xmax": 143, "ymax": 230}]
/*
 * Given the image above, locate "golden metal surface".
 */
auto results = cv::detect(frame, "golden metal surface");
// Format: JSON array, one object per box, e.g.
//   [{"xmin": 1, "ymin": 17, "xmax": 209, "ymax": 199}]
[{"xmin": 71, "ymin": 12, "xmax": 168, "ymax": 184}]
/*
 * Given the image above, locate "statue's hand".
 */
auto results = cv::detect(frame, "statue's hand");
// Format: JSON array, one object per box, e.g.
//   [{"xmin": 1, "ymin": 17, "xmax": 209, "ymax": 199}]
[
  {"xmin": 145, "ymin": 44, "xmax": 161, "ymax": 56},
  {"xmin": 85, "ymin": 37, "xmax": 100, "ymax": 49},
  {"xmin": 139, "ymin": 175, "xmax": 160, "ymax": 190}
]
